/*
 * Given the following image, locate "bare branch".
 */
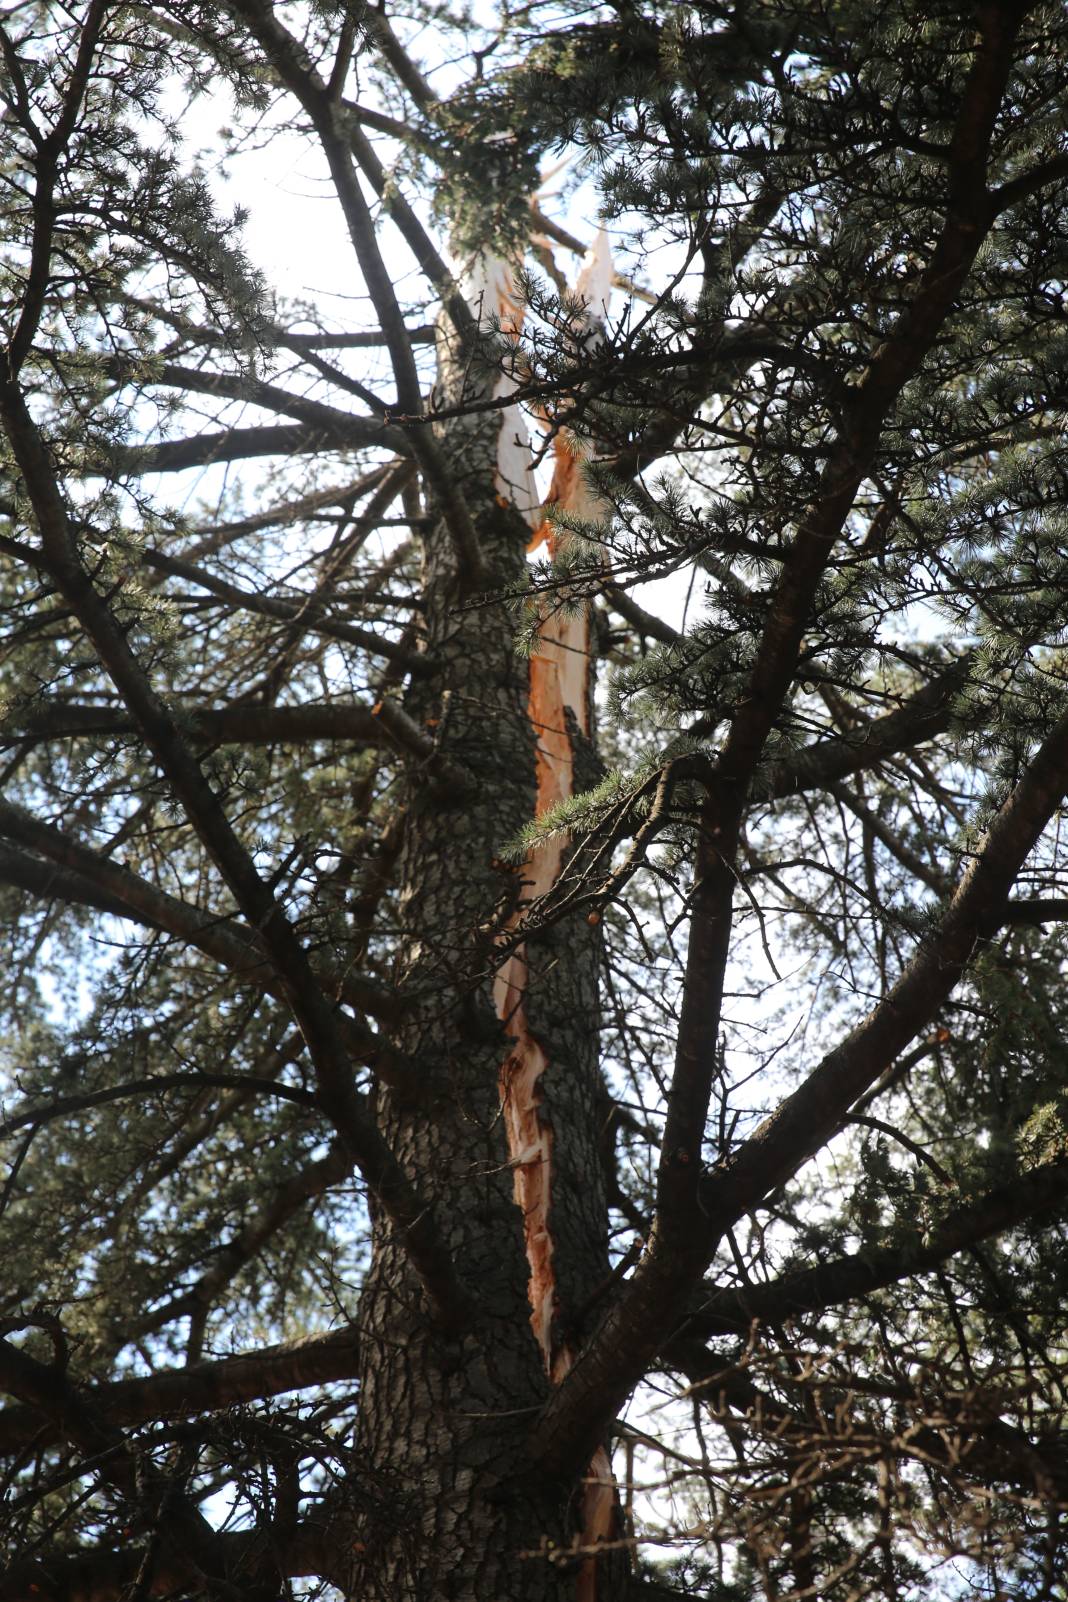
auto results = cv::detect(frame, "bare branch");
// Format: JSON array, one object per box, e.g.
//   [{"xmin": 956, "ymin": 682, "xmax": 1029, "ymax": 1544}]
[
  {"xmin": 0, "ymin": 1327, "xmax": 253, "ymax": 1601},
  {"xmin": 0, "ymin": 796, "xmax": 407, "ymax": 1063},
  {"xmin": 225, "ymin": 0, "xmax": 487, "ymax": 586}
]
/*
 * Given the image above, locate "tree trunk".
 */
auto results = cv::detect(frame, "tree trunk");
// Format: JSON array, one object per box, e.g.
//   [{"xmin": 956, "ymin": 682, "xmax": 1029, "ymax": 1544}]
[{"xmin": 350, "ymin": 275, "xmax": 617, "ymax": 1602}]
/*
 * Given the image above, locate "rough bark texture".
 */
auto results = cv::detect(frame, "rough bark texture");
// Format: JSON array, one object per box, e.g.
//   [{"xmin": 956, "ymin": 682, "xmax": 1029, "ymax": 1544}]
[{"xmin": 350, "ymin": 284, "xmax": 615, "ymax": 1602}]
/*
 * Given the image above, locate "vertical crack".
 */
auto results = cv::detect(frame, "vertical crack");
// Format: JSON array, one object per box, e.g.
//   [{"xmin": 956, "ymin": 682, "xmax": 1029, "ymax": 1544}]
[{"xmin": 481, "ymin": 233, "xmax": 619, "ymax": 1599}]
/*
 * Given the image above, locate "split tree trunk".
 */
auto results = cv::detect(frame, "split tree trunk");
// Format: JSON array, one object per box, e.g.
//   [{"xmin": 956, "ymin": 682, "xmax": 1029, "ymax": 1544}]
[{"xmin": 349, "ymin": 264, "xmax": 618, "ymax": 1602}]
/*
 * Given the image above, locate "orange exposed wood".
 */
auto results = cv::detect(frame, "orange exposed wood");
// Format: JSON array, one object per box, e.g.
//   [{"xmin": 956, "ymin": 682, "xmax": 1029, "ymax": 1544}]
[
  {"xmin": 494, "ymin": 418, "xmax": 606, "ymax": 1592},
  {"xmin": 482, "ymin": 242, "xmax": 616, "ymax": 1594},
  {"xmin": 494, "ymin": 436, "xmax": 592, "ymax": 1371},
  {"xmin": 492, "ymin": 625, "xmax": 583, "ymax": 1371},
  {"xmin": 577, "ymin": 1447, "xmax": 617, "ymax": 1602}
]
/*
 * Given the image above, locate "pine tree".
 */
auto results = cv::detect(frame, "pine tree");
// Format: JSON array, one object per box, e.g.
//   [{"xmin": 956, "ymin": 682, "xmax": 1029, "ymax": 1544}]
[{"xmin": 5, "ymin": 2, "xmax": 1068, "ymax": 1598}]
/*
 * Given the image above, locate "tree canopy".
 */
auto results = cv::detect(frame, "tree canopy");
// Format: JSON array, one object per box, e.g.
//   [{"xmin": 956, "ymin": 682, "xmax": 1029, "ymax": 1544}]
[{"xmin": 4, "ymin": 2, "xmax": 1068, "ymax": 1599}]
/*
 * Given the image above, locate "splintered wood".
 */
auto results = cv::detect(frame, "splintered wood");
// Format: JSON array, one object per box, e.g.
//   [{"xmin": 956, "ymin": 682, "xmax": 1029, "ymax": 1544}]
[{"xmin": 474, "ymin": 236, "xmax": 618, "ymax": 1599}]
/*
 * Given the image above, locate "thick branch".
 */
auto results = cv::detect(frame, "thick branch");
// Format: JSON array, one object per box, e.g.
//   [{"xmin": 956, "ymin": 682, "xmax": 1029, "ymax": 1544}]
[
  {"xmin": 0, "ymin": 1326, "xmax": 360, "ymax": 1456},
  {"xmin": 0, "ymin": 837, "xmax": 137, "ymax": 921},
  {"xmin": 1002, "ymin": 897, "xmax": 1068, "ymax": 926},
  {"xmin": 525, "ymin": 9, "xmax": 1032, "ymax": 1477},
  {"xmin": 649, "ymin": 10, "xmax": 1018, "ymax": 1283},
  {"xmin": 3, "ymin": 699, "xmax": 389, "ymax": 745},
  {"xmin": 0, "ymin": 1521, "xmax": 330, "ymax": 1602},
  {"xmin": 533, "ymin": 669, "xmax": 1068, "ymax": 1476},
  {"xmin": 991, "ymin": 151, "xmax": 1068, "ymax": 212},
  {"xmin": 755, "ymin": 658, "xmax": 970, "ymax": 802},
  {"xmin": 680, "ymin": 1152, "xmax": 1068, "ymax": 1339},
  {"xmin": 110, "ymin": 417, "xmax": 405, "ymax": 475}
]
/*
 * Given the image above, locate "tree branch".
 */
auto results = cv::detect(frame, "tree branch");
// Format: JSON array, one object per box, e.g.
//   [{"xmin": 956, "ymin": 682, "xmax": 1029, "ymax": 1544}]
[
  {"xmin": 755, "ymin": 658, "xmax": 971, "ymax": 802},
  {"xmin": 991, "ymin": 151, "xmax": 1068, "ymax": 213},
  {"xmin": 0, "ymin": 1520, "xmax": 330, "ymax": 1602},
  {"xmin": 1002, "ymin": 897, "xmax": 1068, "ymax": 926},
  {"xmin": 0, "ymin": 1326, "xmax": 361, "ymax": 1456},
  {"xmin": 0, "ymin": 374, "xmax": 468, "ymax": 1324},
  {"xmin": 0, "ymin": 793, "xmax": 398, "ymax": 1031},
  {"xmin": 678, "ymin": 1152, "xmax": 1068, "ymax": 1340},
  {"xmin": 226, "ymin": 0, "xmax": 486, "ymax": 587},
  {"xmin": 110, "ymin": 417, "xmax": 406, "ymax": 476},
  {"xmin": 96, "ymin": 354, "xmax": 389, "ymax": 427},
  {"xmin": 122, "ymin": 1141, "xmax": 354, "ymax": 1346},
  {"xmin": 0, "ymin": 1072, "xmax": 315, "ymax": 1143},
  {"xmin": 529, "ymin": 678, "xmax": 1068, "ymax": 1467},
  {"xmin": 667, "ymin": 1343, "xmax": 1068, "ymax": 1508},
  {"xmin": 0, "ymin": 1325, "xmax": 255, "ymax": 1602},
  {"xmin": 648, "ymin": 4, "xmax": 1017, "ymax": 1282},
  {"xmin": 3, "ymin": 699, "xmax": 390, "ymax": 745}
]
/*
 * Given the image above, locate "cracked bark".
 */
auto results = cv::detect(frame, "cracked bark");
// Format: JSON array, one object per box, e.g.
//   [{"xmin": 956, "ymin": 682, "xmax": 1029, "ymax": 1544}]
[{"xmin": 348, "ymin": 253, "xmax": 618, "ymax": 1602}]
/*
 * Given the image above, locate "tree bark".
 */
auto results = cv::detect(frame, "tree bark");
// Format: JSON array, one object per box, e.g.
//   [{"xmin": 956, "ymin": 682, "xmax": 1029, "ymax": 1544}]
[{"xmin": 349, "ymin": 274, "xmax": 616, "ymax": 1602}]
